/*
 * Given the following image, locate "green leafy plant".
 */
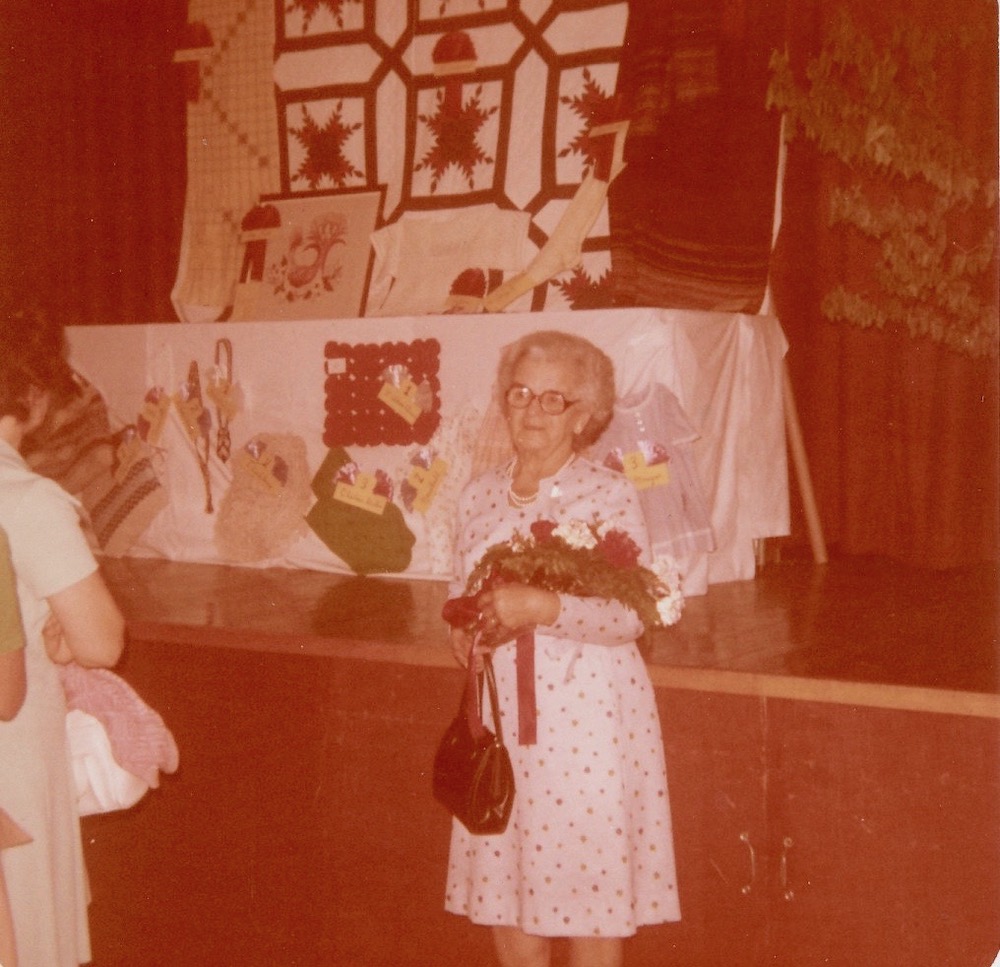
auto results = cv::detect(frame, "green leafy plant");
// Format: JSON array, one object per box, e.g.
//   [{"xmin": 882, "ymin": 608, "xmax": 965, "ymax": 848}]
[{"xmin": 767, "ymin": 7, "xmax": 997, "ymax": 357}]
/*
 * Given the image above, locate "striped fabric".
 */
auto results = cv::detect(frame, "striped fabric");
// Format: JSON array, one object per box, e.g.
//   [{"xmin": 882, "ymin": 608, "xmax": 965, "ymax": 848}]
[
  {"xmin": 609, "ymin": 0, "xmax": 784, "ymax": 313},
  {"xmin": 23, "ymin": 377, "xmax": 113, "ymax": 498},
  {"xmin": 85, "ymin": 458, "xmax": 169, "ymax": 558}
]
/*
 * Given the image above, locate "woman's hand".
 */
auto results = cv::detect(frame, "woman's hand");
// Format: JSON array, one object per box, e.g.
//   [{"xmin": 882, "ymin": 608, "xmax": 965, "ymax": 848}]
[
  {"xmin": 450, "ymin": 625, "xmax": 472, "ymax": 667},
  {"xmin": 42, "ymin": 613, "xmax": 72, "ymax": 664},
  {"xmin": 451, "ymin": 625, "xmax": 490, "ymax": 672},
  {"xmin": 476, "ymin": 584, "xmax": 560, "ymax": 639},
  {"xmin": 450, "ymin": 585, "xmax": 560, "ymax": 669}
]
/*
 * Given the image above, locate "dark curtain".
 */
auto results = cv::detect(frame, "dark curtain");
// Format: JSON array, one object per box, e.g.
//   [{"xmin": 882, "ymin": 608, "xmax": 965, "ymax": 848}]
[
  {"xmin": 0, "ymin": 0, "xmax": 188, "ymax": 326},
  {"xmin": 769, "ymin": 0, "xmax": 999, "ymax": 569},
  {"xmin": 614, "ymin": 0, "xmax": 998, "ymax": 570}
]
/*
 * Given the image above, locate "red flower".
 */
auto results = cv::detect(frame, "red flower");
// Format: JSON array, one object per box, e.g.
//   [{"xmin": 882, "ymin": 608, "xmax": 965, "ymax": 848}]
[
  {"xmin": 441, "ymin": 594, "xmax": 480, "ymax": 629},
  {"xmin": 597, "ymin": 528, "xmax": 641, "ymax": 569},
  {"xmin": 530, "ymin": 519, "xmax": 558, "ymax": 544}
]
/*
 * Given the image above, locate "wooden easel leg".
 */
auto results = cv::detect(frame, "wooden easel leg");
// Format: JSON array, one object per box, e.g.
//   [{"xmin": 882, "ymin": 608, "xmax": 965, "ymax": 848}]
[{"xmin": 783, "ymin": 359, "xmax": 828, "ymax": 564}]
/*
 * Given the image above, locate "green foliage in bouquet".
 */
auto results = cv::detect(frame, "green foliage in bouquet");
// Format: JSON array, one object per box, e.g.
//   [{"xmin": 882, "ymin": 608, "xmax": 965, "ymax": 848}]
[{"xmin": 464, "ymin": 517, "xmax": 684, "ymax": 631}]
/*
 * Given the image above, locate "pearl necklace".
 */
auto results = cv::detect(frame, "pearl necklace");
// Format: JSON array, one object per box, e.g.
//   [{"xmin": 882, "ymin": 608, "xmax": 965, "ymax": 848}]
[
  {"xmin": 507, "ymin": 483, "xmax": 539, "ymax": 507},
  {"xmin": 507, "ymin": 453, "xmax": 575, "ymax": 508}
]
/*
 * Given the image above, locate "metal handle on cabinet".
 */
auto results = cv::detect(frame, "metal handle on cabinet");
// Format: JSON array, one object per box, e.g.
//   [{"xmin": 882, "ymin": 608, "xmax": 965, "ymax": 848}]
[
  {"xmin": 780, "ymin": 836, "xmax": 795, "ymax": 901},
  {"xmin": 739, "ymin": 831, "xmax": 756, "ymax": 896}
]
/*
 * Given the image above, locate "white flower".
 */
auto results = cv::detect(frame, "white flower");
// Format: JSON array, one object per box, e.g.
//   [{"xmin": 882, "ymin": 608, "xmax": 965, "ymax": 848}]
[
  {"xmin": 650, "ymin": 553, "xmax": 682, "ymax": 586},
  {"xmin": 553, "ymin": 518, "xmax": 598, "ymax": 550},
  {"xmin": 655, "ymin": 589, "xmax": 685, "ymax": 626},
  {"xmin": 651, "ymin": 554, "xmax": 685, "ymax": 626}
]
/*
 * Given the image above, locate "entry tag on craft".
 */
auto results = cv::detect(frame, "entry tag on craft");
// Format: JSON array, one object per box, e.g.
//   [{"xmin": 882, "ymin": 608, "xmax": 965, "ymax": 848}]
[
  {"xmin": 174, "ymin": 393, "xmax": 209, "ymax": 445},
  {"xmin": 235, "ymin": 440, "xmax": 287, "ymax": 495},
  {"xmin": 378, "ymin": 378, "xmax": 423, "ymax": 426},
  {"xmin": 406, "ymin": 457, "xmax": 449, "ymax": 513},
  {"xmin": 622, "ymin": 450, "xmax": 670, "ymax": 490},
  {"xmin": 136, "ymin": 388, "xmax": 170, "ymax": 446},
  {"xmin": 334, "ymin": 472, "xmax": 388, "ymax": 515}
]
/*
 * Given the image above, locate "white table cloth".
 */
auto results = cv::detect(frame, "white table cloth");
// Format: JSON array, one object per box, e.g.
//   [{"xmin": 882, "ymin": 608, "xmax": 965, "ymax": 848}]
[{"xmin": 67, "ymin": 307, "xmax": 789, "ymax": 588}]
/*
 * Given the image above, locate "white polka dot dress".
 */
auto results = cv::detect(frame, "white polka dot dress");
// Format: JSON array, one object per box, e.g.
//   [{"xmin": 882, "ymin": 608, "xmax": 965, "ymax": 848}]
[{"xmin": 444, "ymin": 458, "xmax": 681, "ymax": 937}]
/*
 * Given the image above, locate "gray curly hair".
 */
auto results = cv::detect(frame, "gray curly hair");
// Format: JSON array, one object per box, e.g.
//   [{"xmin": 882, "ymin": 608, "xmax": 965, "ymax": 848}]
[{"xmin": 495, "ymin": 330, "xmax": 616, "ymax": 449}]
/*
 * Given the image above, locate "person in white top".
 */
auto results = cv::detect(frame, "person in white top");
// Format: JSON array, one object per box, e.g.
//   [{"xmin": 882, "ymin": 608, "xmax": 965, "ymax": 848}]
[{"xmin": 0, "ymin": 307, "xmax": 125, "ymax": 967}]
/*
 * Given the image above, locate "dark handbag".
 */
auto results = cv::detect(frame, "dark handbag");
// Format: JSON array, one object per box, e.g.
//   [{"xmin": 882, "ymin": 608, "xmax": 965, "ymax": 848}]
[{"xmin": 433, "ymin": 644, "xmax": 515, "ymax": 835}]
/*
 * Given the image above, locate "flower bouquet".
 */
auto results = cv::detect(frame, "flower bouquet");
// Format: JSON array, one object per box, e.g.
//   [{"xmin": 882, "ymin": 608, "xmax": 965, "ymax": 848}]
[
  {"xmin": 441, "ymin": 516, "xmax": 683, "ymax": 746},
  {"xmin": 442, "ymin": 516, "xmax": 684, "ymax": 636}
]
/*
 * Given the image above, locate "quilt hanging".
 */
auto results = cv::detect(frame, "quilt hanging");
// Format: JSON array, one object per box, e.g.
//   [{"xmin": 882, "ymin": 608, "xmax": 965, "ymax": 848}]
[{"xmin": 270, "ymin": 0, "xmax": 630, "ymax": 316}]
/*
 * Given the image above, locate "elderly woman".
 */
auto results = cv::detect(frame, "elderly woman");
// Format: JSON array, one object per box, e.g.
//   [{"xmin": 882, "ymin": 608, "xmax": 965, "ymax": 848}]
[
  {"xmin": 444, "ymin": 330, "xmax": 680, "ymax": 967},
  {"xmin": 0, "ymin": 309, "xmax": 125, "ymax": 967}
]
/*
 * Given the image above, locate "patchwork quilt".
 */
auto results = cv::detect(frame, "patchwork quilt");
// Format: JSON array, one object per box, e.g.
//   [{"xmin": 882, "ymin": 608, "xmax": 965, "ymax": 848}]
[{"xmin": 174, "ymin": 0, "xmax": 629, "ymax": 320}]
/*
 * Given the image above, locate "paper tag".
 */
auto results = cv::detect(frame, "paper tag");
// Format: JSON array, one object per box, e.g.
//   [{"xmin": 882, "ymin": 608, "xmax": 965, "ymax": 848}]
[
  {"xmin": 406, "ymin": 457, "xmax": 449, "ymax": 513},
  {"xmin": 174, "ymin": 395, "xmax": 207, "ymax": 444},
  {"xmin": 234, "ymin": 447, "xmax": 283, "ymax": 495},
  {"xmin": 378, "ymin": 379, "xmax": 422, "ymax": 425},
  {"xmin": 622, "ymin": 450, "xmax": 670, "ymax": 490},
  {"xmin": 206, "ymin": 377, "xmax": 241, "ymax": 420},
  {"xmin": 334, "ymin": 473, "xmax": 388, "ymax": 515},
  {"xmin": 138, "ymin": 392, "xmax": 170, "ymax": 445}
]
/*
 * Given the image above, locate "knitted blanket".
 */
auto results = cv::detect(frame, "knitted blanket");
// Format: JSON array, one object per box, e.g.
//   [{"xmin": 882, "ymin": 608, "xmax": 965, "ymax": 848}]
[{"xmin": 59, "ymin": 664, "xmax": 179, "ymax": 788}]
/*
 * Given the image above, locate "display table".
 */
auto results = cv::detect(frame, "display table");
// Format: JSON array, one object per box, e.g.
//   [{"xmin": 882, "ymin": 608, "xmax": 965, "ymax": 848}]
[{"xmin": 67, "ymin": 307, "xmax": 789, "ymax": 587}]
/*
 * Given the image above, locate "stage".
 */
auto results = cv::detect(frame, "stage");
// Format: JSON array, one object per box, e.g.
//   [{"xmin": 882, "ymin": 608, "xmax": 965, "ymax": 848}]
[
  {"xmin": 80, "ymin": 551, "xmax": 999, "ymax": 967},
  {"xmin": 101, "ymin": 552, "xmax": 998, "ymax": 713}
]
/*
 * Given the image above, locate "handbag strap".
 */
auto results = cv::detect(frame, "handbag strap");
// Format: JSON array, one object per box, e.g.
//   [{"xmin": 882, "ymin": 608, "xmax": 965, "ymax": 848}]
[{"xmin": 464, "ymin": 636, "xmax": 504, "ymax": 745}]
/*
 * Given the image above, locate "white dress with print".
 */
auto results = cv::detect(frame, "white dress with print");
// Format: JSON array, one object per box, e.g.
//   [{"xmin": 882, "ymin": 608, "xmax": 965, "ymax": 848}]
[
  {"xmin": 0, "ymin": 439, "xmax": 96, "ymax": 967},
  {"xmin": 444, "ymin": 457, "xmax": 681, "ymax": 937}
]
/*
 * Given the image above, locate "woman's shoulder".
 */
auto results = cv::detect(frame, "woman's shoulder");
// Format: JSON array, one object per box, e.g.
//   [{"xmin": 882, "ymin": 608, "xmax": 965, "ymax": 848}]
[
  {"xmin": 0, "ymin": 465, "xmax": 80, "ymax": 536},
  {"xmin": 1, "ymin": 473, "xmax": 95, "ymax": 597},
  {"xmin": 559, "ymin": 456, "xmax": 639, "ymax": 512},
  {"xmin": 462, "ymin": 462, "xmax": 509, "ymax": 494},
  {"xmin": 569, "ymin": 455, "xmax": 630, "ymax": 489},
  {"xmin": 1, "ymin": 468, "xmax": 78, "ymax": 509}
]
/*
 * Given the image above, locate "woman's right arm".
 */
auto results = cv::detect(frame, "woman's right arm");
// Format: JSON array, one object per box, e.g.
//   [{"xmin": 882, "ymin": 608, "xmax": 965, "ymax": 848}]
[
  {"xmin": 13, "ymin": 479, "xmax": 125, "ymax": 669},
  {"xmin": 46, "ymin": 571, "xmax": 124, "ymax": 669}
]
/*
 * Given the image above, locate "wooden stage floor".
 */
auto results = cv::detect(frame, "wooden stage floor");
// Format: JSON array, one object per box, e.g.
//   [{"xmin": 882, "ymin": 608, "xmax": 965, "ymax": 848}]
[{"xmin": 101, "ymin": 552, "xmax": 998, "ymax": 696}]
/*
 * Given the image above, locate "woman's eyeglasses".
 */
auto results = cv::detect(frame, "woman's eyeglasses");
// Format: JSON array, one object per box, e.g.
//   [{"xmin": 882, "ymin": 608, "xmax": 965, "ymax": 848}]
[{"xmin": 505, "ymin": 384, "xmax": 578, "ymax": 415}]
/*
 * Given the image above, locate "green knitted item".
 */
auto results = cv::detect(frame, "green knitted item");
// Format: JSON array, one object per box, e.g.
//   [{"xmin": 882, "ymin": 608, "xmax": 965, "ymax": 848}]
[{"xmin": 307, "ymin": 447, "xmax": 415, "ymax": 575}]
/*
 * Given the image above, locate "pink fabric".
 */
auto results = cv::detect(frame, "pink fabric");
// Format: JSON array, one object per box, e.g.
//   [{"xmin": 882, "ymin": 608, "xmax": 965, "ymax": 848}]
[{"xmin": 59, "ymin": 664, "xmax": 179, "ymax": 787}]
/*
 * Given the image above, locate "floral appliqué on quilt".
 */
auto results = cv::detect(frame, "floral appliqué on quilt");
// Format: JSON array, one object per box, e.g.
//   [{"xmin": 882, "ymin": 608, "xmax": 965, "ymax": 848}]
[
  {"xmin": 285, "ymin": 0, "xmax": 361, "ymax": 32},
  {"xmin": 288, "ymin": 102, "xmax": 363, "ymax": 190},
  {"xmin": 416, "ymin": 78, "xmax": 498, "ymax": 192},
  {"xmin": 558, "ymin": 67, "xmax": 620, "ymax": 172},
  {"xmin": 554, "ymin": 266, "xmax": 615, "ymax": 309}
]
